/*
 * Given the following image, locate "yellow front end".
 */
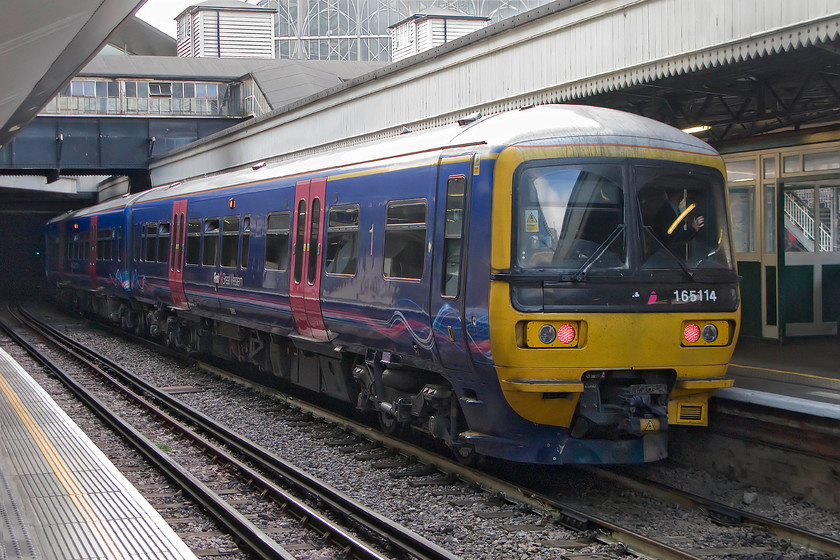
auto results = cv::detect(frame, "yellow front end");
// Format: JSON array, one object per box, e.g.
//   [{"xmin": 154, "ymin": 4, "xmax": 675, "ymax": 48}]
[
  {"xmin": 489, "ymin": 141, "xmax": 739, "ymax": 434},
  {"xmin": 489, "ymin": 280, "xmax": 738, "ymax": 428}
]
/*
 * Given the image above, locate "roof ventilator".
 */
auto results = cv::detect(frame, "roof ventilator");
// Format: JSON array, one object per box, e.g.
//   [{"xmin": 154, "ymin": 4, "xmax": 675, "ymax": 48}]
[{"xmin": 458, "ymin": 112, "xmax": 482, "ymax": 126}]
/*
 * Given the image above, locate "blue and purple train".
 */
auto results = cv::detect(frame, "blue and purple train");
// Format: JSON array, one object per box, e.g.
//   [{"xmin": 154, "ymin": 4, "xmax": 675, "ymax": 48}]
[{"xmin": 45, "ymin": 105, "xmax": 740, "ymax": 465}]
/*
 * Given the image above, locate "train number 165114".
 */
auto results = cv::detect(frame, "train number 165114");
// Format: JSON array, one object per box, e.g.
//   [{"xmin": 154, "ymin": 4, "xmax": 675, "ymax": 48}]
[{"xmin": 673, "ymin": 289, "xmax": 717, "ymax": 303}]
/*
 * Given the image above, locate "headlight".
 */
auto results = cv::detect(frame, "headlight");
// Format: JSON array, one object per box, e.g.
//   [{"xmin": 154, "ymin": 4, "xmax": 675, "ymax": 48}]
[
  {"xmin": 701, "ymin": 323, "xmax": 719, "ymax": 343},
  {"xmin": 538, "ymin": 324, "xmax": 557, "ymax": 344},
  {"xmin": 681, "ymin": 320, "xmax": 730, "ymax": 346}
]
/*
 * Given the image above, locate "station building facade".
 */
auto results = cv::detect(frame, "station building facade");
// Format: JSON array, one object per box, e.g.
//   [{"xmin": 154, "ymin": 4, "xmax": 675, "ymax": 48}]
[{"xmin": 721, "ymin": 134, "xmax": 840, "ymax": 339}]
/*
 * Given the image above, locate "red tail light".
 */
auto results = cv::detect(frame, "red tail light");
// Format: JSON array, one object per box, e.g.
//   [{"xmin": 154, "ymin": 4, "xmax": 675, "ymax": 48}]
[
  {"xmin": 683, "ymin": 323, "xmax": 701, "ymax": 343},
  {"xmin": 557, "ymin": 323, "xmax": 576, "ymax": 344}
]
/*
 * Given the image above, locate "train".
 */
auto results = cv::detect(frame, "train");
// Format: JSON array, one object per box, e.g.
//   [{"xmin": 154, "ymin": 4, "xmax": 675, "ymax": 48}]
[{"xmin": 45, "ymin": 104, "xmax": 740, "ymax": 465}]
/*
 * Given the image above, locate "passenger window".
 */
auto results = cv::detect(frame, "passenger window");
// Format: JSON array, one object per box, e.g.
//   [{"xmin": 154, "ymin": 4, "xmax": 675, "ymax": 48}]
[
  {"xmin": 384, "ymin": 200, "xmax": 426, "ymax": 280},
  {"xmin": 157, "ymin": 222, "xmax": 170, "ymax": 263},
  {"xmin": 442, "ymin": 176, "xmax": 466, "ymax": 297},
  {"xmin": 307, "ymin": 199, "xmax": 321, "ymax": 285},
  {"xmin": 186, "ymin": 219, "xmax": 201, "ymax": 265},
  {"xmin": 170, "ymin": 215, "xmax": 179, "ymax": 271},
  {"xmin": 203, "ymin": 218, "xmax": 219, "ymax": 266},
  {"xmin": 116, "ymin": 227, "xmax": 122, "ymax": 262},
  {"xmin": 221, "ymin": 215, "xmax": 239, "ymax": 268},
  {"xmin": 70, "ymin": 232, "xmax": 81, "ymax": 260},
  {"xmin": 325, "ymin": 205, "xmax": 359, "ymax": 275},
  {"xmin": 293, "ymin": 201, "xmax": 306, "ymax": 284},
  {"xmin": 97, "ymin": 228, "xmax": 112, "ymax": 261},
  {"xmin": 241, "ymin": 215, "xmax": 250, "ymax": 269},
  {"xmin": 265, "ymin": 212, "xmax": 290, "ymax": 271},
  {"xmin": 107, "ymin": 228, "xmax": 114, "ymax": 261},
  {"xmin": 145, "ymin": 222, "xmax": 157, "ymax": 262}
]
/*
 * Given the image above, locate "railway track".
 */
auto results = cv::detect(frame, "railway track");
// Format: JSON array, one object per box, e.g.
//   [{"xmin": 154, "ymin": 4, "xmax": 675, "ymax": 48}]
[
  {"xmin": 579, "ymin": 466, "xmax": 840, "ymax": 558},
  {"xmin": 6, "ymin": 302, "xmax": 838, "ymax": 560},
  {"xmin": 1, "ymin": 305, "xmax": 458, "ymax": 560},
  {"xmin": 193, "ymin": 358, "xmax": 838, "ymax": 560}
]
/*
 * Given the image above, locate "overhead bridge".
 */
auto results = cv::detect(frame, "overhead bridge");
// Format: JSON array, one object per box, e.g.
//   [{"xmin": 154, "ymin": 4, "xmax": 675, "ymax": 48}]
[{"xmin": 0, "ymin": 116, "xmax": 240, "ymax": 181}]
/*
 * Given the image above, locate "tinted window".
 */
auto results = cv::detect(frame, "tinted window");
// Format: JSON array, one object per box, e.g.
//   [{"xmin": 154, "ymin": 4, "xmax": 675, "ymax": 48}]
[
  {"xmin": 265, "ymin": 212, "xmax": 290, "ymax": 271},
  {"xmin": 384, "ymin": 200, "xmax": 426, "ymax": 280},
  {"xmin": 325, "ymin": 205, "xmax": 359, "ymax": 275},
  {"xmin": 221, "ymin": 215, "xmax": 239, "ymax": 268},
  {"xmin": 203, "ymin": 218, "xmax": 219, "ymax": 266}
]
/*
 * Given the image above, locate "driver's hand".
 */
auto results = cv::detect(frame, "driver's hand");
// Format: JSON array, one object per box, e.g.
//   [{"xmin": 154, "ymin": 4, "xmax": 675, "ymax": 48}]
[{"xmin": 692, "ymin": 215, "xmax": 705, "ymax": 231}]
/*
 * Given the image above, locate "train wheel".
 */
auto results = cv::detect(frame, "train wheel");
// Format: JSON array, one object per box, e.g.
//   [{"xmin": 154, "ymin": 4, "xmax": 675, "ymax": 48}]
[
  {"xmin": 452, "ymin": 443, "xmax": 478, "ymax": 466},
  {"xmin": 378, "ymin": 410, "xmax": 400, "ymax": 435}
]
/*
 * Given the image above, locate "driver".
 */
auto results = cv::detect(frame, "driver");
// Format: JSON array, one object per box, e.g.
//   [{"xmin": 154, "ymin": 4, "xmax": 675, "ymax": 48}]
[{"xmin": 653, "ymin": 188, "xmax": 704, "ymax": 247}]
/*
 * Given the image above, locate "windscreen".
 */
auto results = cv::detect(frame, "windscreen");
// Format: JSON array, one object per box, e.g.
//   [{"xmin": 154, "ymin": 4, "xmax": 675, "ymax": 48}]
[
  {"xmin": 636, "ymin": 165, "xmax": 734, "ymax": 272},
  {"xmin": 513, "ymin": 161, "xmax": 735, "ymax": 277},
  {"xmin": 514, "ymin": 164, "xmax": 627, "ymax": 272}
]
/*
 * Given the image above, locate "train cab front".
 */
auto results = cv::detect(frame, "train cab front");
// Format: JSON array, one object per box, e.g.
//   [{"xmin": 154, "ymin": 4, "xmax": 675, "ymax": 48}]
[{"xmin": 485, "ymin": 147, "xmax": 740, "ymax": 465}]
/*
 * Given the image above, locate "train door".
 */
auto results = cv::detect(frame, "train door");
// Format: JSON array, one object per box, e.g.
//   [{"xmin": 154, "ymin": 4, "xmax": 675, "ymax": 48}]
[
  {"xmin": 88, "ymin": 216, "xmax": 99, "ymax": 289},
  {"xmin": 430, "ymin": 156, "xmax": 475, "ymax": 372},
  {"xmin": 289, "ymin": 178, "xmax": 329, "ymax": 340},
  {"xmin": 777, "ymin": 178, "xmax": 840, "ymax": 337},
  {"xmin": 169, "ymin": 199, "xmax": 188, "ymax": 309}
]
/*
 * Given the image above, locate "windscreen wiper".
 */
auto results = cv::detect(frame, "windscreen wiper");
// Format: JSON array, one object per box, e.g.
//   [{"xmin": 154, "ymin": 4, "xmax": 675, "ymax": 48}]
[
  {"xmin": 569, "ymin": 225, "xmax": 625, "ymax": 282},
  {"xmin": 643, "ymin": 225, "xmax": 695, "ymax": 281}
]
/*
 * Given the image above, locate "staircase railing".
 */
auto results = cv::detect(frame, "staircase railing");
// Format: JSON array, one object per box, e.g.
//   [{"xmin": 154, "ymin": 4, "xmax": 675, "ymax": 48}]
[{"xmin": 784, "ymin": 192, "xmax": 832, "ymax": 251}]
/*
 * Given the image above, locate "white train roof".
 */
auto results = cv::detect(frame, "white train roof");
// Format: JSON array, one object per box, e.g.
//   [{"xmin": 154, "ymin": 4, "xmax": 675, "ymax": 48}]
[{"xmin": 52, "ymin": 105, "xmax": 720, "ymax": 220}]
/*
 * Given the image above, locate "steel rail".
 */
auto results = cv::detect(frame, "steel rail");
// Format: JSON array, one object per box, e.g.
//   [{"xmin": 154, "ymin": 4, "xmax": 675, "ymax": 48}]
[
  {"xmin": 13, "ymin": 305, "xmax": 461, "ymax": 560},
  {"xmin": 0, "ymin": 310, "xmax": 297, "ymax": 560},
  {"xmin": 580, "ymin": 466, "xmax": 840, "ymax": 558}
]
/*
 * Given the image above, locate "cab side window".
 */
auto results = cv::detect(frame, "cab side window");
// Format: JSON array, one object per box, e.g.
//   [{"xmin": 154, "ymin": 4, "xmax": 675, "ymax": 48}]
[{"xmin": 442, "ymin": 176, "xmax": 466, "ymax": 297}]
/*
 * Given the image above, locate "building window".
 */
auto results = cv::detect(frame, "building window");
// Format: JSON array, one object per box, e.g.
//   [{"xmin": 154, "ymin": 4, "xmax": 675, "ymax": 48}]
[
  {"xmin": 729, "ymin": 186, "xmax": 755, "ymax": 253},
  {"xmin": 149, "ymin": 82, "xmax": 172, "ymax": 97}
]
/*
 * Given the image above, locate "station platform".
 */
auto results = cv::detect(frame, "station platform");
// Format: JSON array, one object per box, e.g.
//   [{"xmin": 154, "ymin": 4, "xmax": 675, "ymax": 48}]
[
  {"xmin": 0, "ymin": 346, "xmax": 198, "ymax": 560},
  {"xmin": 721, "ymin": 335, "xmax": 840, "ymax": 418}
]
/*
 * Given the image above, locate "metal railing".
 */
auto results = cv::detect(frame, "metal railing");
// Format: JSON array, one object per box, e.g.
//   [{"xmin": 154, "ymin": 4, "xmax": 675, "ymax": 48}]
[{"xmin": 784, "ymin": 192, "xmax": 832, "ymax": 251}]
